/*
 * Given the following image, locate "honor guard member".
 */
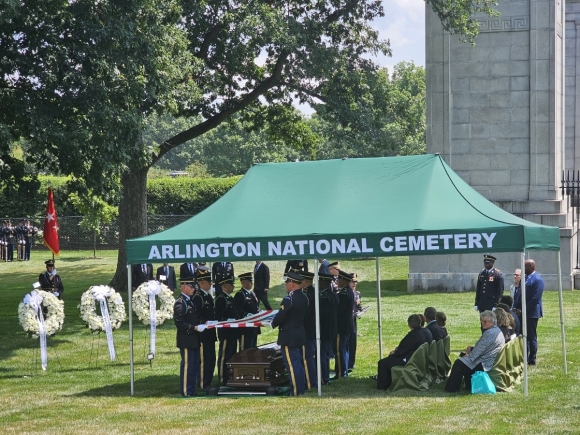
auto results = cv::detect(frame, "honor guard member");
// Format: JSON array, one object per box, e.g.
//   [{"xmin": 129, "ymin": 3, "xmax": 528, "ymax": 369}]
[
  {"xmin": 475, "ymin": 254, "xmax": 504, "ymax": 313},
  {"xmin": 0, "ymin": 222, "xmax": 7, "ymax": 261},
  {"xmin": 174, "ymin": 279, "xmax": 203, "ymax": 396},
  {"xmin": 16, "ymin": 220, "xmax": 25, "ymax": 260},
  {"xmin": 156, "ymin": 263, "xmax": 177, "ymax": 291},
  {"xmin": 39, "ymin": 259, "xmax": 64, "ymax": 299},
  {"xmin": 298, "ymin": 270, "xmax": 317, "ymax": 390},
  {"xmin": 23, "ymin": 220, "xmax": 35, "ymax": 260},
  {"xmin": 253, "ymin": 260, "xmax": 272, "ymax": 310},
  {"xmin": 214, "ymin": 276, "xmax": 238, "ymax": 385},
  {"xmin": 284, "ymin": 259, "xmax": 309, "ymax": 277},
  {"xmin": 328, "ymin": 261, "xmax": 341, "ymax": 292},
  {"xmin": 5, "ymin": 220, "xmax": 14, "ymax": 262},
  {"xmin": 191, "ymin": 269, "xmax": 217, "ymax": 391},
  {"xmin": 348, "ymin": 274, "xmax": 360, "ymax": 371},
  {"xmin": 132, "ymin": 263, "xmax": 153, "ymax": 290},
  {"xmin": 212, "ymin": 261, "xmax": 234, "ymax": 296},
  {"xmin": 271, "ymin": 271, "xmax": 309, "ymax": 396},
  {"xmin": 335, "ymin": 270, "xmax": 355, "ymax": 379},
  {"xmin": 318, "ymin": 273, "xmax": 338, "ymax": 385},
  {"xmin": 234, "ymin": 272, "xmax": 260, "ymax": 350}
]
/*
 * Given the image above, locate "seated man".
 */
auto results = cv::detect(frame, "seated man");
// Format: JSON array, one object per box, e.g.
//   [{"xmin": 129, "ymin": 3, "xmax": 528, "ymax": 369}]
[
  {"xmin": 375, "ymin": 314, "xmax": 428, "ymax": 390},
  {"xmin": 445, "ymin": 310, "xmax": 505, "ymax": 393},
  {"xmin": 424, "ymin": 306, "xmax": 447, "ymax": 341}
]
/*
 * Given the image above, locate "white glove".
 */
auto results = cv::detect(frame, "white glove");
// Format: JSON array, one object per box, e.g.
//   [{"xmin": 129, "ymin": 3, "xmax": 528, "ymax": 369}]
[
  {"xmin": 227, "ymin": 318, "xmax": 235, "ymax": 322},
  {"xmin": 54, "ymin": 292, "xmax": 60, "ymax": 297},
  {"xmin": 492, "ymin": 307, "xmax": 496, "ymax": 311},
  {"xmin": 474, "ymin": 306, "xmax": 478, "ymax": 311},
  {"xmin": 206, "ymin": 320, "xmax": 219, "ymax": 325},
  {"xmin": 196, "ymin": 324, "xmax": 207, "ymax": 332}
]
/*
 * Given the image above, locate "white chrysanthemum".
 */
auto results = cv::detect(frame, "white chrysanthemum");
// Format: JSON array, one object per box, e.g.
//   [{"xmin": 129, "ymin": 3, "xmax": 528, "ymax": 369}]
[
  {"xmin": 78, "ymin": 285, "xmax": 126, "ymax": 332},
  {"xmin": 18, "ymin": 290, "xmax": 65, "ymax": 338},
  {"xmin": 132, "ymin": 281, "xmax": 174, "ymax": 326}
]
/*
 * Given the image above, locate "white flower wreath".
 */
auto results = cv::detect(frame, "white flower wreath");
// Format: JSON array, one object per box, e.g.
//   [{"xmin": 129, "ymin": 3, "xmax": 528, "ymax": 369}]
[
  {"xmin": 132, "ymin": 281, "xmax": 174, "ymax": 326},
  {"xmin": 79, "ymin": 285, "xmax": 126, "ymax": 332},
  {"xmin": 18, "ymin": 290, "xmax": 65, "ymax": 338}
]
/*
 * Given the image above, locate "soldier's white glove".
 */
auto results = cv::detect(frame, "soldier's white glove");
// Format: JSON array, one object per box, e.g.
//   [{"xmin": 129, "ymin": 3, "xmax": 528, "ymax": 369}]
[
  {"xmin": 474, "ymin": 306, "xmax": 478, "ymax": 311},
  {"xmin": 54, "ymin": 292, "xmax": 60, "ymax": 297},
  {"xmin": 492, "ymin": 307, "xmax": 496, "ymax": 311},
  {"xmin": 196, "ymin": 324, "xmax": 207, "ymax": 332}
]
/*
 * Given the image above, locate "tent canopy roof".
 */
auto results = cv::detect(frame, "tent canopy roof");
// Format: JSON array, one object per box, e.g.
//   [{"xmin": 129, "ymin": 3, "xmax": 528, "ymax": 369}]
[{"xmin": 127, "ymin": 154, "xmax": 560, "ymax": 263}]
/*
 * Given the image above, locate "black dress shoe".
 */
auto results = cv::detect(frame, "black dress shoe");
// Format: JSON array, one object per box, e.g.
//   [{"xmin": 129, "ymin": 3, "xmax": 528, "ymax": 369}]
[{"xmin": 322, "ymin": 380, "xmax": 331, "ymax": 385}]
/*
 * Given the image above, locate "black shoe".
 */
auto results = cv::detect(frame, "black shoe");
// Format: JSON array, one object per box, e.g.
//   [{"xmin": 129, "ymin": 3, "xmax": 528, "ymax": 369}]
[
  {"xmin": 528, "ymin": 360, "xmax": 536, "ymax": 366},
  {"xmin": 322, "ymin": 381, "xmax": 331, "ymax": 385},
  {"xmin": 368, "ymin": 375, "xmax": 378, "ymax": 381}
]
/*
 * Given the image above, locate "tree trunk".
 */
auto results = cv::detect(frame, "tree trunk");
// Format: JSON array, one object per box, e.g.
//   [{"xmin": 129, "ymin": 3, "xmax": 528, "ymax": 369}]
[{"xmin": 110, "ymin": 165, "xmax": 149, "ymax": 291}]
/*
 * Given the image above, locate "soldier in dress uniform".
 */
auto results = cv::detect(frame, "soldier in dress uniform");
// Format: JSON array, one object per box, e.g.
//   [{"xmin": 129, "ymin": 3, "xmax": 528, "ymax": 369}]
[
  {"xmin": 234, "ymin": 272, "xmax": 260, "ymax": 350},
  {"xmin": 283, "ymin": 259, "xmax": 309, "ymax": 277},
  {"xmin": 212, "ymin": 261, "xmax": 234, "ymax": 297},
  {"xmin": 0, "ymin": 221, "xmax": 7, "ymax": 261},
  {"xmin": 348, "ymin": 274, "xmax": 360, "ymax": 371},
  {"xmin": 23, "ymin": 219, "xmax": 36, "ymax": 260},
  {"xmin": 475, "ymin": 254, "xmax": 504, "ymax": 313},
  {"xmin": 174, "ymin": 280, "xmax": 203, "ymax": 396},
  {"xmin": 5, "ymin": 220, "xmax": 15, "ymax": 262},
  {"xmin": 298, "ymin": 270, "xmax": 317, "ymax": 390},
  {"xmin": 271, "ymin": 271, "xmax": 309, "ymax": 396},
  {"xmin": 318, "ymin": 273, "xmax": 338, "ymax": 385},
  {"xmin": 328, "ymin": 261, "xmax": 340, "ymax": 292},
  {"xmin": 39, "ymin": 259, "xmax": 64, "ymax": 299},
  {"xmin": 334, "ymin": 270, "xmax": 355, "ymax": 379},
  {"xmin": 15, "ymin": 220, "xmax": 26, "ymax": 260},
  {"xmin": 191, "ymin": 269, "xmax": 217, "ymax": 391},
  {"xmin": 214, "ymin": 276, "xmax": 238, "ymax": 385}
]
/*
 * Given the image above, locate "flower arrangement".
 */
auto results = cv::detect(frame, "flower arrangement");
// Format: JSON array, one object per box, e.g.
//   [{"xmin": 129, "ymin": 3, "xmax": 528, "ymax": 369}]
[
  {"xmin": 79, "ymin": 285, "xmax": 126, "ymax": 332},
  {"xmin": 18, "ymin": 290, "xmax": 65, "ymax": 338},
  {"xmin": 132, "ymin": 281, "xmax": 174, "ymax": 326}
]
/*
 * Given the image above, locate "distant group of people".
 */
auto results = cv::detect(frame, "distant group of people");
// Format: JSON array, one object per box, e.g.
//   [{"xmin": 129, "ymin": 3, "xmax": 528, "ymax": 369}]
[{"xmin": 1, "ymin": 220, "xmax": 36, "ymax": 262}]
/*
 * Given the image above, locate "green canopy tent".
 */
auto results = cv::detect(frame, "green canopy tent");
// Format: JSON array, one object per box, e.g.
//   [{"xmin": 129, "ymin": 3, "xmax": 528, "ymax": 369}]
[{"xmin": 126, "ymin": 154, "xmax": 565, "ymax": 396}]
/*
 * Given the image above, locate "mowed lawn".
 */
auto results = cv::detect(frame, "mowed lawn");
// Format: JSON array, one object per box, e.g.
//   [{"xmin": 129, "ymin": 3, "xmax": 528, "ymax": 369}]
[{"xmin": 1, "ymin": 251, "xmax": 579, "ymax": 435}]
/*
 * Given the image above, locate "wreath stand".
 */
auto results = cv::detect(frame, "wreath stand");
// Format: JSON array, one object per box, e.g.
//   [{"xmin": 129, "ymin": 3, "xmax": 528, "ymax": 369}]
[{"xmin": 26, "ymin": 335, "xmax": 63, "ymax": 374}]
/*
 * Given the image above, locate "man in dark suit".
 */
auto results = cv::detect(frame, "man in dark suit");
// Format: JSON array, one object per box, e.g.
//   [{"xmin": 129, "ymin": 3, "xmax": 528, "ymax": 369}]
[
  {"xmin": 335, "ymin": 270, "xmax": 355, "ymax": 379},
  {"xmin": 214, "ymin": 276, "xmax": 238, "ymax": 385},
  {"xmin": 39, "ymin": 259, "xmax": 64, "ymax": 298},
  {"xmin": 234, "ymin": 272, "xmax": 260, "ymax": 350},
  {"xmin": 156, "ymin": 263, "xmax": 177, "ymax": 291},
  {"xmin": 212, "ymin": 261, "xmax": 234, "ymax": 296},
  {"xmin": 253, "ymin": 260, "xmax": 272, "ymax": 310},
  {"xmin": 272, "ymin": 271, "xmax": 309, "ymax": 396},
  {"xmin": 174, "ymin": 280, "xmax": 202, "ymax": 396},
  {"xmin": 475, "ymin": 254, "xmax": 504, "ymax": 312},
  {"xmin": 191, "ymin": 269, "xmax": 217, "ymax": 390},
  {"xmin": 376, "ymin": 314, "xmax": 429, "ymax": 390},
  {"xmin": 179, "ymin": 261, "xmax": 198, "ymax": 282},
  {"xmin": 298, "ymin": 270, "xmax": 317, "ymax": 389},
  {"xmin": 424, "ymin": 306, "xmax": 447, "ymax": 341},
  {"xmin": 132, "ymin": 263, "xmax": 153, "ymax": 290},
  {"xmin": 513, "ymin": 259, "xmax": 544, "ymax": 365},
  {"xmin": 318, "ymin": 273, "xmax": 338, "ymax": 385}
]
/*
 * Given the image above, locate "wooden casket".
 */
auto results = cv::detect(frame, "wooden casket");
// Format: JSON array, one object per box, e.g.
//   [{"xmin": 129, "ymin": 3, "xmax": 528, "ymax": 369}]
[{"xmin": 226, "ymin": 342, "xmax": 288, "ymax": 389}]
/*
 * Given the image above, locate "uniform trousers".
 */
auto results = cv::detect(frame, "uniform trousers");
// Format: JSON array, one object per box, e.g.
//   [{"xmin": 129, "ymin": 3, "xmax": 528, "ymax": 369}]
[
  {"xmin": 179, "ymin": 347, "xmax": 200, "ymax": 396},
  {"xmin": 335, "ymin": 333, "xmax": 349, "ymax": 378},
  {"xmin": 239, "ymin": 331, "xmax": 257, "ymax": 351},
  {"xmin": 320, "ymin": 340, "xmax": 333, "ymax": 384},
  {"xmin": 348, "ymin": 318, "xmax": 357, "ymax": 369},
  {"xmin": 303, "ymin": 339, "xmax": 317, "ymax": 389},
  {"xmin": 281, "ymin": 345, "xmax": 306, "ymax": 396},
  {"xmin": 217, "ymin": 337, "xmax": 237, "ymax": 385},
  {"xmin": 198, "ymin": 341, "xmax": 216, "ymax": 390},
  {"xmin": 526, "ymin": 317, "xmax": 539, "ymax": 363},
  {"xmin": 444, "ymin": 360, "xmax": 484, "ymax": 393}
]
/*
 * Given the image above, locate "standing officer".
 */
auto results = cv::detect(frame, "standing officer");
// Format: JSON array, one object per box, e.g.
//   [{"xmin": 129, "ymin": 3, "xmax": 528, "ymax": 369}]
[
  {"xmin": 348, "ymin": 274, "xmax": 360, "ymax": 371},
  {"xmin": 474, "ymin": 254, "xmax": 504, "ymax": 313},
  {"xmin": 174, "ymin": 279, "xmax": 203, "ymax": 396},
  {"xmin": 335, "ymin": 270, "xmax": 355, "ymax": 379},
  {"xmin": 212, "ymin": 261, "xmax": 234, "ymax": 296},
  {"xmin": 191, "ymin": 269, "xmax": 217, "ymax": 391},
  {"xmin": 39, "ymin": 259, "xmax": 64, "ymax": 299},
  {"xmin": 234, "ymin": 272, "xmax": 260, "ymax": 350},
  {"xmin": 5, "ymin": 220, "xmax": 14, "ymax": 262},
  {"xmin": 253, "ymin": 260, "xmax": 272, "ymax": 310},
  {"xmin": 319, "ymin": 273, "xmax": 338, "ymax": 385},
  {"xmin": 23, "ymin": 219, "xmax": 36, "ymax": 260},
  {"xmin": 272, "ymin": 271, "xmax": 309, "ymax": 396},
  {"xmin": 214, "ymin": 276, "xmax": 238, "ymax": 385},
  {"xmin": 156, "ymin": 262, "xmax": 177, "ymax": 291},
  {"xmin": 284, "ymin": 259, "xmax": 309, "ymax": 276},
  {"xmin": 298, "ymin": 270, "xmax": 317, "ymax": 390}
]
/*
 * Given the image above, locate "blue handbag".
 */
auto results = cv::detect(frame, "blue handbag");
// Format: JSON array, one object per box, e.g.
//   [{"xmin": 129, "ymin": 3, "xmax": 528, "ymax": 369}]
[{"xmin": 471, "ymin": 371, "xmax": 496, "ymax": 394}]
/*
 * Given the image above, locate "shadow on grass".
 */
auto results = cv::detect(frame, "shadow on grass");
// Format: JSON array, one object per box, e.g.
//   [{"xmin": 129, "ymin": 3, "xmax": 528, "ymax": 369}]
[{"xmin": 70, "ymin": 374, "xmax": 177, "ymax": 397}]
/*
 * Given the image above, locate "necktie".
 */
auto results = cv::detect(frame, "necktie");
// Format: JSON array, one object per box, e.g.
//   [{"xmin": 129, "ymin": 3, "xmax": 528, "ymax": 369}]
[
  {"xmin": 189, "ymin": 263, "xmax": 193, "ymax": 274},
  {"xmin": 142, "ymin": 265, "xmax": 146, "ymax": 274},
  {"xmin": 165, "ymin": 266, "xmax": 169, "ymax": 278}
]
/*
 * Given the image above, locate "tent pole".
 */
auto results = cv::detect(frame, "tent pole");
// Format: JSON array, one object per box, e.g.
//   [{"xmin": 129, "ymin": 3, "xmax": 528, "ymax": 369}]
[
  {"xmin": 557, "ymin": 251, "xmax": 567, "ymax": 374},
  {"xmin": 128, "ymin": 264, "xmax": 134, "ymax": 396},
  {"xmin": 376, "ymin": 257, "xmax": 383, "ymax": 358},
  {"xmin": 521, "ymin": 253, "xmax": 528, "ymax": 397},
  {"xmin": 314, "ymin": 259, "xmax": 322, "ymax": 397}
]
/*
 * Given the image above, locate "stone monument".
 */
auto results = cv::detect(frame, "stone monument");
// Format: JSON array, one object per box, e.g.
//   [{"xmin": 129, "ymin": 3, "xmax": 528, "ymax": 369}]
[{"xmin": 411, "ymin": 0, "xmax": 577, "ymax": 291}]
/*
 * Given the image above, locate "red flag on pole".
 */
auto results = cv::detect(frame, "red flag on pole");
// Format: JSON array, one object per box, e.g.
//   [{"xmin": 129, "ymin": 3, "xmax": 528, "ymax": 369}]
[{"xmin": 43, "ymin": 187, "xmax": 60, "ymax": 256}]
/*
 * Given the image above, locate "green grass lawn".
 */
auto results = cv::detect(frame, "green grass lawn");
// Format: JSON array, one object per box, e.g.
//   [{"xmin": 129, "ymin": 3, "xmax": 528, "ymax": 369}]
[{"xmin": 1, "ymin": 252, "xmax": 579, "ymax": 434}]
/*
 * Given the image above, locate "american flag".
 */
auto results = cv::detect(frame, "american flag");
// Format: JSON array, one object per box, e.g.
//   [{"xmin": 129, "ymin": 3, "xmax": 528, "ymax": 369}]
[{"xmin": 206, "ymin": 310, "xmax": 278, "ymax": 328}]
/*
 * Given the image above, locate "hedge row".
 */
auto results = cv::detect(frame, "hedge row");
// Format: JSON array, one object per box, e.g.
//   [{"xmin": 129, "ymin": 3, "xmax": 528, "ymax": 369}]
[{"xmin": 1, "ymin": 175, "xmax": 241, "ymax": 219}]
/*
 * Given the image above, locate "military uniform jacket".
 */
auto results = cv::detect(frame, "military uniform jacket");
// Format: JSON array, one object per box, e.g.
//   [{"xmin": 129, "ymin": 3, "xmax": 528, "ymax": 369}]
[
  {"xmin": 319, "ymin": 287, "xmax": 338, "ymax": 341},
  {"xmin": 39, "ymin": 272, "xmax": 64, "ymax": 296},
  {"xmin": 214, "ymin": 292, "xmax": 237, "ymax": 341},
  {"xmin": 284, "ymin": 259, "xmax": 308, "ymax": 274},
  {"xmin": 336, "ymin": 286, "xmax": 355, "ymax": 334},
  {"xmin": 475, "ymin": 267, "xmax": 504, "ymax": 311},
  {"xmin": 212, "ymin": 262, "xmax": 234, "ymax": 284},
  {"xmin": 192, "ymin": 290, "xmax": 217, "ymax": 343},
  {"xmin": 174, "ymin": 294, "xmax": 200, "ymax": 349},
  {"xmin": 272, "ymin": 289, "xmax": 308, "ymax": 347},
  {"xmin": 303, "ymin": 285, "xmax": 317, "ymax": 340}
]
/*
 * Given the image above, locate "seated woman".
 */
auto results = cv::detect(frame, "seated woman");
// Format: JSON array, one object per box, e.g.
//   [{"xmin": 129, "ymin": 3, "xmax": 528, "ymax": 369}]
[
  {"xmin": 445, "ymin": 310, "xmax": 505, "ymax": 393},
  {"xmin": 375, "ymin": 314, "xmax": 429, "ymax": 390},
  {"xmin": 494, "ymin": 307, "xmax": 515, "ymax": 343},
  {"xmin": 436, "ymin": 311, "xmax": 448, "ymax": 338}
]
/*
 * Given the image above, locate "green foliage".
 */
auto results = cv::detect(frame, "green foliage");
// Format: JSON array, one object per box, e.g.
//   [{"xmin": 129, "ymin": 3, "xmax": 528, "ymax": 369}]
[
  {"xmin": 185, "ymin": 162, "xmax": 210, "ymax": 178},
  {"xmin": 69, "ymin": 192, "xmax": 118, "ymax": 234},
  {"xmin": 146, "ymin": 176, "xmax": 241, "ymax": 215}
]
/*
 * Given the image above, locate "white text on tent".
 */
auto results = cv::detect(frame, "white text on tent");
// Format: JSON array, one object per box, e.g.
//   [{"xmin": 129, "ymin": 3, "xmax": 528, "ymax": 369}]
[{"xmin": 379, "ymin": 232, "xmax": 496, "ymax": 252}]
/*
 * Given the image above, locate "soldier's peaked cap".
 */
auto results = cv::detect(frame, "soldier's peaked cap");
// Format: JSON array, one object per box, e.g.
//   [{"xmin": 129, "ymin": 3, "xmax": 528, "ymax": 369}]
[
  {"xmin": 483, "ymin": 254, "xmax": 497, "ymax": 263},
  {"xmin": 238, "ymin": 272, "xmax": 253, "ymax": 281},
  {"xmin": 45, "ymin": 259, "xmax": 55, "ymax": 266},
  {"xmin": 196, "ymin": 269, "xmax": 212, "ymax": 281},
  {"xmin": 285, "ymin": 271, "xmax": 304, "ymax": 284},
  {"xmin": 328, "ymin": 261, "xmax": 340, "ymax": 269},
  {"xmin": 338, "ymin": 270, "xmax": 354, "ymax": 281},
  {"xmin": 219, "ymin": 276, "xmax": 235, "ymax": 286},
  {"xmin": 297, "ymin": 270, "xmax": 314, "ymax": 279}
]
